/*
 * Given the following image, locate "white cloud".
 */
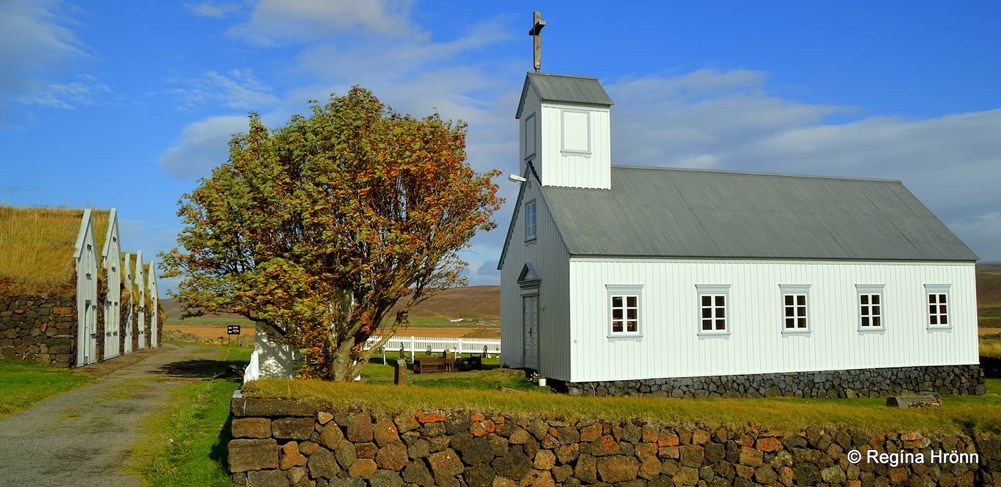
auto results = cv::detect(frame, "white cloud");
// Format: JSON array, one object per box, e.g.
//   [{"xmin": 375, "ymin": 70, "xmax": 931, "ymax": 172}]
[
  {"xmin": 16, "ymin": 73, "xmax": 110, "ymax": 109},
  {"xmin": 607, "ymin": 70, "xmax": 846, "ymax": 166},
  {"xmin": 603, "ymin": 70, "xmax": 1001, "ymax": 263},
  {"xmin": 951, "ymin": 212, "xmax": 1001, "ymax": 262},
  {"xmin": 184, "ymin": 2, "xmax": 240, "ymax": 18},
  {"xmin": 168, "ymin": 69, "xmax": 279, "ymax": 111},
  {"xmin": 0, "ymin": 0, "xmax": 87, "ymax": 115},
  {"xmin": 158, "ymin": 115, "xmax": 248, "ymax": 180},
  {"xmin": 228, "ymin": 0, "xmax": 417, "ymax": 46},
  {"xmin": 295, "ymin": 19, "xmax": 509, "ymax": 82}
]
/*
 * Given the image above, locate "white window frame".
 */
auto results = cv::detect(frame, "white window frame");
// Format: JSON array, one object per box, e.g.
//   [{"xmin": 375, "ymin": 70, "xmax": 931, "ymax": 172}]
[
  {"xmin": 606, "ymin": 284, "xmax": 642, "ymax": 338},
  {"xmin": 560, "ymin": 109, "xmax": 591, "ymax": 154},
  {"xmin": 696, "ymin": 284, "xmax": 730, "ymax": 336},
  {"xmin": 780, "ymin": 284, "xmax": 811, "ymax": 334},
  {"xmin": 524, "ymin": 199, "xmax": 537, "ymax": 242},
  {"xmin": 856, "ymin": 284, "xmax": 886, "ymax": 332},
  {"xmin": 925, "ymin": 284, "xmax": 952, "ymax": 330},
  {"xmin": 524, "ymin": 113, "xmax": 537, "ymax": 161}
]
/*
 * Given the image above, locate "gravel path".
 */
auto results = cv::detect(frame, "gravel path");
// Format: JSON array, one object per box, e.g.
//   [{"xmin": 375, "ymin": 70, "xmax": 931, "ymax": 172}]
[{"xmin": 0, "ymin": 343, "xmax": 226, "ymax": 487}]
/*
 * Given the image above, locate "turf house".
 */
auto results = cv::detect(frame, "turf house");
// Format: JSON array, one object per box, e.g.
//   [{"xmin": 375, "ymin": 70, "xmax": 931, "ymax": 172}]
[{"xmin": 0, "ymin": 206, "xmax": 161, "ymax": 367}]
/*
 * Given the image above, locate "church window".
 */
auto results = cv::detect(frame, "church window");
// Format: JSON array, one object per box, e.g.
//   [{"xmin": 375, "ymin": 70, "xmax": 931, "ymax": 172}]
[
  {"xmin": 696, "ymin": 284, "xmax": 730, "ymax": 335},
  {"xmin": 561, "ymin": 109, "xmax": 590, "ymax": 154},
  {"xmin": 856, "ymin": 284, "xmax": 884, "ymax": 331},
  {"xmin": 525, "ymin": 200, "xmax": 537, "ymax": 241},
  {"xmin": 780, "ymin": 285, "xmax": 811, "ymax": 333},
  {"xmin": 607, "ymin": 285, "xmax": 642, "ymax": 337},
  {"xmin": 925, "ymin": 284, "xmax": 951, "ymax": 329},
  {"xmin": 524, "ymin": 114, "xmax": 537, "ymax": 161}
]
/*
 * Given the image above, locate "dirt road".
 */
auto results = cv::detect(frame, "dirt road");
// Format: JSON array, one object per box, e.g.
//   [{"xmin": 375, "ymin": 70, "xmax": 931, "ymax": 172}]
[{"xmin": 0, "ymin": 343, "xmax": 227, "ymax": 487}]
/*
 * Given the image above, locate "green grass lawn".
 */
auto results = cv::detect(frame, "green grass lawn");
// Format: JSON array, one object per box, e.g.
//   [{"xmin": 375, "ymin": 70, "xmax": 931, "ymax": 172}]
[
  {"xmin": 244, "ymin": 375, "xmax": 1001, "ymax": 436},
  {"xmin": 982, "ymin": 306, "xmax": 1001, "ymax": 328},
  {"xmin": 982, "ymin": 339, "xmax": 1001, "ymax": 359},
  {"xmin": 166, "ymin": 315, "xmax": 255, "ymax": 327},
  {"xmin": 386, "ymin": 315, "xmax": 500, "ymax": 327},
  {"xmin": 0, "ymin": 360, "xmax": 94, "ymax": 419},
  {"xmin": 130, "ymin": 344, "xmax": 251, "ymax": 487}
]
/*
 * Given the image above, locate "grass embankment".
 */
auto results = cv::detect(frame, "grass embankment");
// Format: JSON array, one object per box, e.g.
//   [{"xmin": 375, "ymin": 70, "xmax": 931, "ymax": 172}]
[
  {"xmin": 0, "ymin": 360, "xmax": 95, "ymax": 419},
  {"xmin": 130, "ymin": 344, "xmax": 251, "ymax": 487},
  {"xmin": 980, "ymin": 264, "xmax": 1001, "ymax": 327},
  {"xmin": 0, "ymin": 206, "xmax": 110, "ymax": 294},
  {"xmin": 982, "ymin": 306, "xmax": 1001, "ymax": 329},
  {"xmin": 244, "ymin": 375, "xmax": 1001, "ymax": 436},
  {"xmin": 982, "ymin": 339, "xmax": 1001, "ymax": 359}
]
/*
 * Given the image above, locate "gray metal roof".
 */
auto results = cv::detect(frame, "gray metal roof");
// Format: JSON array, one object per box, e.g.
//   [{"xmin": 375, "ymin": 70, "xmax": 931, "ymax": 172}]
[
  {"xmin": 542, "ymin": 166, "xmax": 978, "ymax": 262},
  {"xmin": 516, "ymin": 72, "xmax": 613, "ymax": 119}
]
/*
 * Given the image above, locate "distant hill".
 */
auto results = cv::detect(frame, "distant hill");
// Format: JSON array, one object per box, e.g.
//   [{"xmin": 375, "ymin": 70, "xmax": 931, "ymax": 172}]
[
  {"xmin": 163, "ymin": 285, "xmax": 501, "ymax": 326},
  {"xmin": 163, "ymin": 267, "xmax": 1000, "ymax": 327},
  {"xmin": 396, "ymin": 285, "xmax": 499, "ymax": 321},
  {"xmin": 979, "ymin": 264, "xmax": 1001, "ymax": 308}
]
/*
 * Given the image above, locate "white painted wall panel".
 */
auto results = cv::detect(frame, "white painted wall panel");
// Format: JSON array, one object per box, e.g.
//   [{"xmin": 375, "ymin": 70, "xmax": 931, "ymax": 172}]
[
  {"xmin": 500, "ymin": 183, "xmax": 572, "ymax": 380},
  {"xmin": 568, "ymin": 258, "xmax": 978, "ymax": 383},
  {"xmin": 519, "ymin": 89, "xmax": 541, "ymax": 178},
  {"xmin": 102, "ymin": 216, "xmax": 121, "ymax": 360},
  {"xmin": 135, "ymin": 251, "xmax": 146, "ymax": 350},
  {"xmin": 539, "ymin": 103, "xmax": 610, "ymax": 189},
  {"xmin": 75, "ymin": 211, "xmax": 98, "ymax": 367},
  {"xmin": 122, "ymin": 253, "xmax": 134, "ymax": 354}
]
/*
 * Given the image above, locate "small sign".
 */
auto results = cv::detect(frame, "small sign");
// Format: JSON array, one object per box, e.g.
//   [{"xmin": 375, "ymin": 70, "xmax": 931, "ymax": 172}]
[{"xmin": 227, "ymin": 325, "xmax": 241, "ymax": 335}]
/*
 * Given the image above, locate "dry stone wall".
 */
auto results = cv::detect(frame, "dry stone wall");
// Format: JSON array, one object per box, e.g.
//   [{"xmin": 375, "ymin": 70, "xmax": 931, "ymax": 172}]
[
  {"xmin": 563, "ymin": 365, "xmax": 985, "ymax": 399},
  {"xmin": 0, "ymin": 294, "xmax": 77, "ymax": 366},
  {"xmin": 228, "ymin": 396, "xmax": 999, "ymax": 486}
]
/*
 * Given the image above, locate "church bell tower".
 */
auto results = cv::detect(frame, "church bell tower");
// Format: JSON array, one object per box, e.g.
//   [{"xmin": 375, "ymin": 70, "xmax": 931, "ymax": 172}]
[{"xmin": 515, "ymin": 12, "xmax": 614, "ymax": 190}]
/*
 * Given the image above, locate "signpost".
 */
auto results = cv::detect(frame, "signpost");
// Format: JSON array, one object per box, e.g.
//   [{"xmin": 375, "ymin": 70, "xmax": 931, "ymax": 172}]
[{"xmin": 227, "ymin": 325, "xmax": 241, "ymax": 345}]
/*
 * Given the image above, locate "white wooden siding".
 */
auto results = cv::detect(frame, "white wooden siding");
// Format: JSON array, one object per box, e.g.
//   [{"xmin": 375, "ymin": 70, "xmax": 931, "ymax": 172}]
[
  {"xmin": 122, "ymin": 253, "xmax": 133, "ymax": 354},
  {"xmin": 568, "ymin": 258, "xmax": 978, "ymax": 383},
  {"xmin": 75, "ymin": 210, "xmax": 98, "ymax": 367},
  {"xmin": 147, "ymin": 261, "xmax": 158, "ymax": 348},
  {"xmin": 539, "ymin": 103, "xmax": 610, "ymax": 189},
  {"xmin": 102, "ymin": 212, "xmax": 122, "ymax": 360},
  {"xmin": 135, "ymin": 251, "xmax": 146, "ymax": 350},
  {"xmin": 519, "ymin": 89, "xmax": 541, "ymax": 178},
  {"xmin": 500, "ymin": 181, "xmax": 572, "ymax": 380}
]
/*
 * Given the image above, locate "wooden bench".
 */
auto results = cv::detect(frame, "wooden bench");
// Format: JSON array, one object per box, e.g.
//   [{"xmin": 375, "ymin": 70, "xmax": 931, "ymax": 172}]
[
  {"xmin": 412, "ymin": 357, "xmax": 456, "ymax": 374},
  {"xmin": 456, "ymin": 356, "xmax": 482, "ymax": 371}
]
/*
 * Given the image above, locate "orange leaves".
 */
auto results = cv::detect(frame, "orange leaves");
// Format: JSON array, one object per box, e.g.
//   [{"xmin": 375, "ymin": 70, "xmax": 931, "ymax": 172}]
[{"xmin": 164, "ymin": 85, "xmax": 502, "ymax": 381}]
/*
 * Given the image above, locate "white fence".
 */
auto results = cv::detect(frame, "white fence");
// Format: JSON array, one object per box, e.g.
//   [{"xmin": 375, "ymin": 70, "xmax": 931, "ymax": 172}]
[
  {"xmin": 245, "ymin": 334, "xmax": 502, "ymax": 383},
  {"xmin": 366, "ymin": 336, "xmax": 501, "ymax": 363}
]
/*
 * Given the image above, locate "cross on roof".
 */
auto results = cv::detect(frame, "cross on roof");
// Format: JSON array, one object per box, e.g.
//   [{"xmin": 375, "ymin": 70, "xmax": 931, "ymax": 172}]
[{"xmin": 528, "ymin": 11, "xmax": 546, "ymax": 72}]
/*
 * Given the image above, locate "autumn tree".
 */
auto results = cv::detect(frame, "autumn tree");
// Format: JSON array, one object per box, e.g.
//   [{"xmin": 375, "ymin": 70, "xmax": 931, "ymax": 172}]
[{"xmin": 160, "ymin": 87, "xmax": 502, "ymax": 380}]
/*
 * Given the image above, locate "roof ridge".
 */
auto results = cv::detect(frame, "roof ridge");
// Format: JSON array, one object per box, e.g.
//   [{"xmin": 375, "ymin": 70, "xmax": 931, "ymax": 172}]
[
  {"xmin": 609, "ymin": 164, "xmax": 902, "ymax": 184},
  {"xmin": 526, "ymin": 72, "xmax": 601, "ymax": 81}
]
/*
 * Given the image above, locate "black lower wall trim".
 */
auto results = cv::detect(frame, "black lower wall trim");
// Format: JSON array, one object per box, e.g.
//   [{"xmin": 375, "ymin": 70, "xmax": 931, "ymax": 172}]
[{"xmin": 562, "ymin": 364, "xmax": 985, "ymax": 398}]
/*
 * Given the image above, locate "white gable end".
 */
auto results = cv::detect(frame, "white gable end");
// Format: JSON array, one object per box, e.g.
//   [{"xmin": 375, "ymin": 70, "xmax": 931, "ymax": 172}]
[{"xmin": 516, "ymin": 73, "xmax": 613, "ymax": 190}]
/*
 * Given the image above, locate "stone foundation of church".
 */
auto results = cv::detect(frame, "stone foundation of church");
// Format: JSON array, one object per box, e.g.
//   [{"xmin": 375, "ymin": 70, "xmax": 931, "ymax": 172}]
[{"xmin": 561, "ymin": 364, "xmax": 985, "ymax": 398}]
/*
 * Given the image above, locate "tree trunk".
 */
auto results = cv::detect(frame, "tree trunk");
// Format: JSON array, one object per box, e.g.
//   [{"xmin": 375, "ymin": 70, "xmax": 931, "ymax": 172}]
[{"xmin": 328, "ymin": 335, "xmax": 359, "ymax": 381}]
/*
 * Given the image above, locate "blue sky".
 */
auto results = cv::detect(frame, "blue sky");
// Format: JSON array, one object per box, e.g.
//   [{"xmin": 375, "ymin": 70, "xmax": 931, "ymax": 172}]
[{"xmin": 2, "ymin": 1, "xmax": 1000, "ymax": 294}]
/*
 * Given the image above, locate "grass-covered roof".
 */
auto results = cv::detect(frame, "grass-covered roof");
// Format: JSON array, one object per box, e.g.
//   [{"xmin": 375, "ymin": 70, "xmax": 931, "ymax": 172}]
[{"xmin": 0, "ymin": 206, "xmax": 110, "ymax": 295}]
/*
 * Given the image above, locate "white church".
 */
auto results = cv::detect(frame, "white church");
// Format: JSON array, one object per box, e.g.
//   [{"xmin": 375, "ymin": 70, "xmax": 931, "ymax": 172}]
[{"xmin": 498, "ymin": 70, "xmax": 983, "ymax": 398}]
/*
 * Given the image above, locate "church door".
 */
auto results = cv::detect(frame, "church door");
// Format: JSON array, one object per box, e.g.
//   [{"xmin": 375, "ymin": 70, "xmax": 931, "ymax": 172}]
[{"xmin": 523, "ymin": 295, "xmax": 539, "ymax": 369}]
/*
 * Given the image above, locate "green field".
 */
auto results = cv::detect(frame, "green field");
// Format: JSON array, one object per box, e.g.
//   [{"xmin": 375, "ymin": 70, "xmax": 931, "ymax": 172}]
[
  {"xmin": 980, "ymin": 264, "xmax": 1001, "ymax": 328},
  {"xmin": 162, "ymin": 285, "xmax": 501, "ymax": 328},
  {"xmin": 246, "ymin": 376, "xmax": 1001, "ymax": 435},
  {"xmin": 0, "ymin": 360, "xmax": 94, "ymax": 419},
  {"xmin": 981, "ymin": 305, "xmax": 1001, "ymax": 328},
  {"xmin": 130, "ymin": 344, "xmax": 251, "ymax": 487}
]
